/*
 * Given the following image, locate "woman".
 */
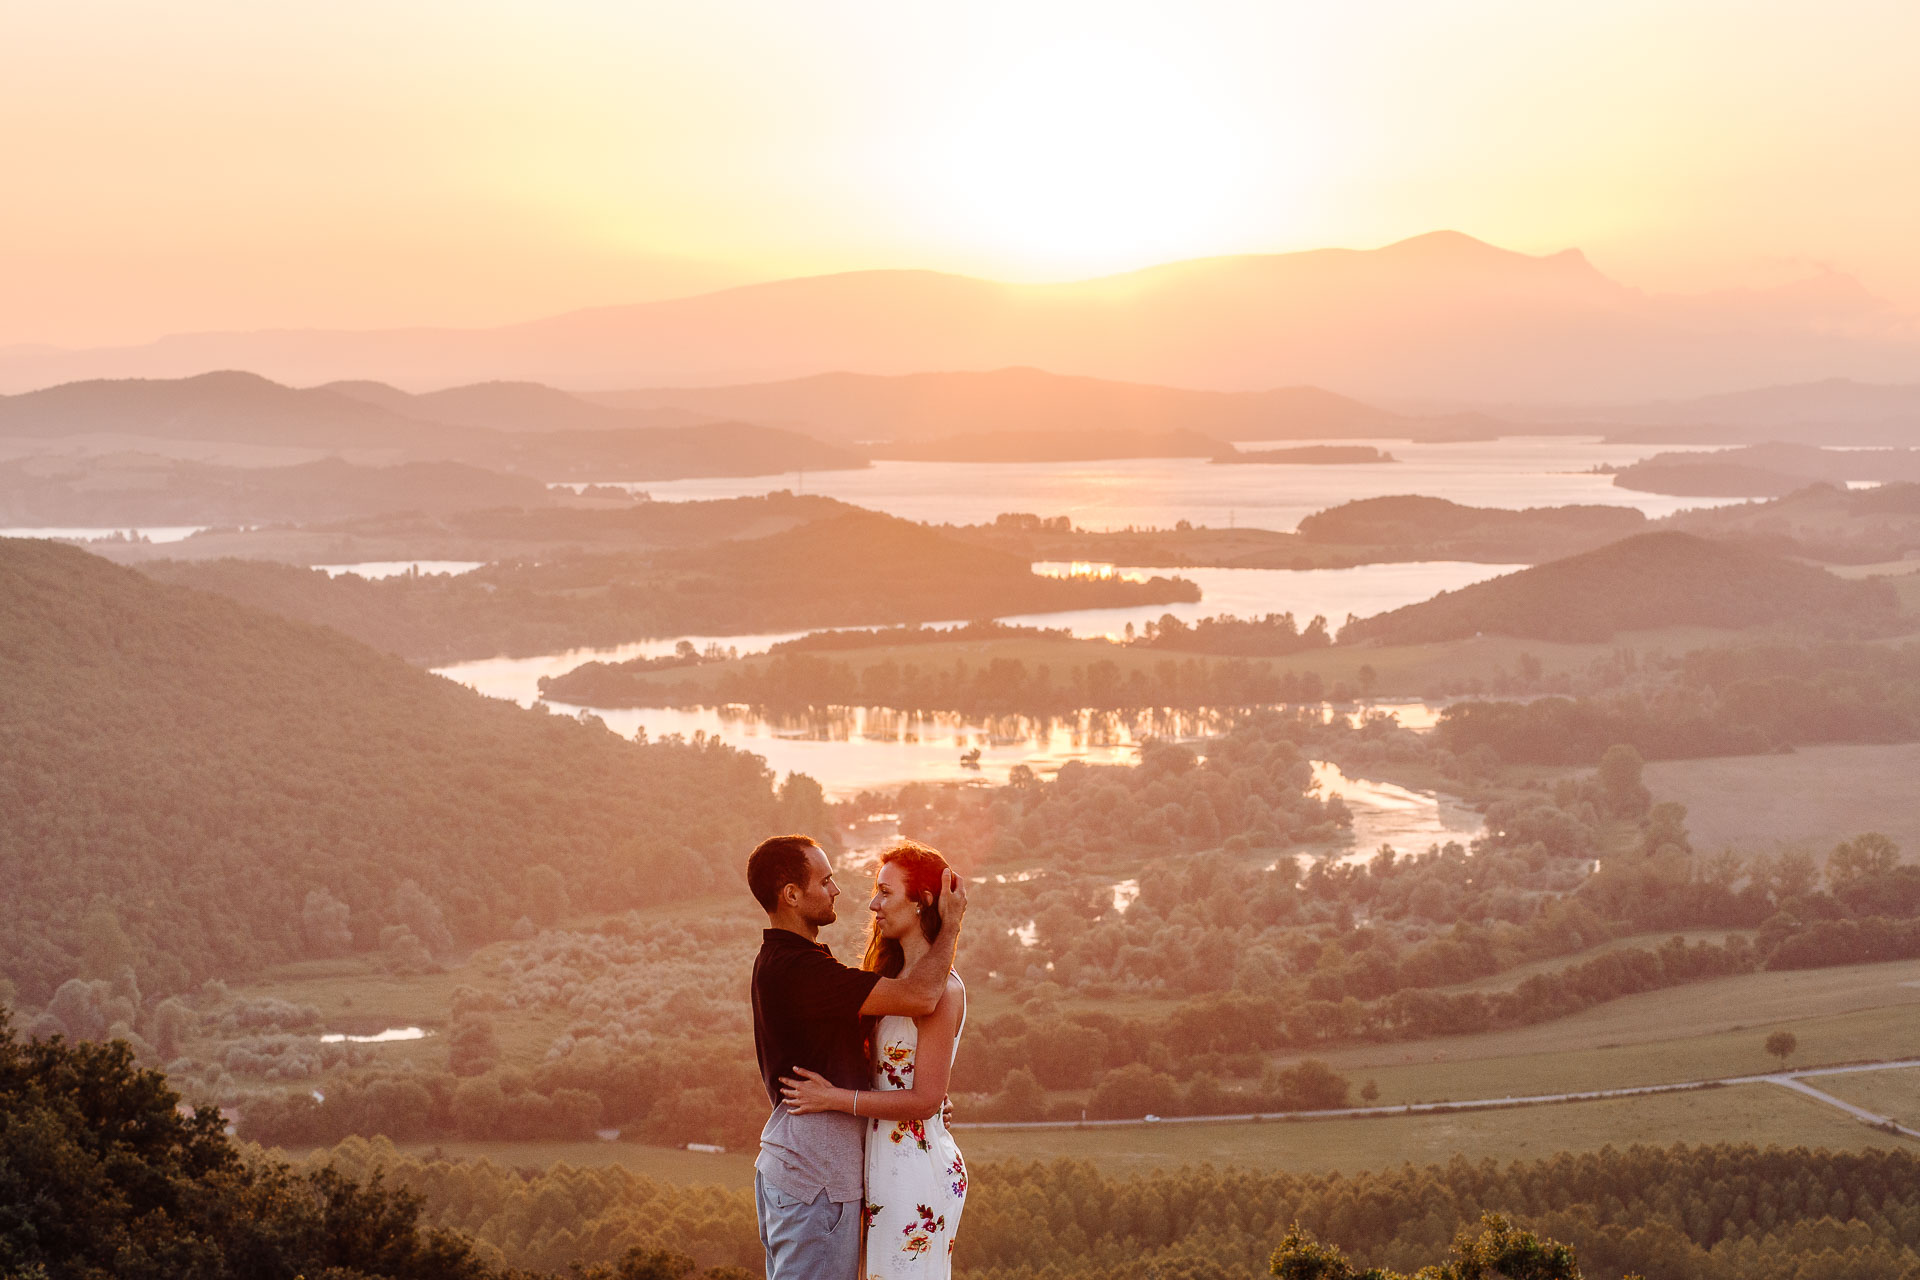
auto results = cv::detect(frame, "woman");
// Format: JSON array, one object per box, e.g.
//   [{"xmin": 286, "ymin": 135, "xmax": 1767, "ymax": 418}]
[{"xmin": 782, "ymin": 840, "xmax": 968, "ymax": 1276}]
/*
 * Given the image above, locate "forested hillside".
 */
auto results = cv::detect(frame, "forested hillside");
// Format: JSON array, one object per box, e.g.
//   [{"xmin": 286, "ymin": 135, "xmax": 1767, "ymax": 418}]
[
  {"xmin": 0, "ymin": 538, "xmax": 826, "ymax": 1004},
  {"xmin": 1340, "ymin": 532, "xmax": 1899, "ymax": 645}
]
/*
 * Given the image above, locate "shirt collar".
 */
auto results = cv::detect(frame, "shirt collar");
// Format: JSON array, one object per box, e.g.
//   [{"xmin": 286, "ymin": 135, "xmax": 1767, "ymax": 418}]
[{"xmin": 762, "ymin": 927, "xmax": 831, "ymax": 954}]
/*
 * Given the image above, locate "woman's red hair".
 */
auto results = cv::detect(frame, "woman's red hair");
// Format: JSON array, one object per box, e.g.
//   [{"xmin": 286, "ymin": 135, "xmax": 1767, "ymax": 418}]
[{"xmin": 861, "ymin": 839, "xmax": 953, "ymax": 977}]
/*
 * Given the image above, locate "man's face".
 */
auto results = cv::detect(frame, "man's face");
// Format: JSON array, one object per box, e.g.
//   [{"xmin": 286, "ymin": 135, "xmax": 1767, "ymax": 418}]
[{"xmin": 792, "ymin": 846, "xmax": 841, "ymax": 927}]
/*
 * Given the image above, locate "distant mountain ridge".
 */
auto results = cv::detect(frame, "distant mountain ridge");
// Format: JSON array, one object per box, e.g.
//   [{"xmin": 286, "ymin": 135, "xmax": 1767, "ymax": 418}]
[
  {"xmin": 3, "ymin": 231, "xmax": 1911, "ymax": 402},
  {"xmin": 588, "ymin": 367, "xmax": 1462, "ymax": 444},
  {"xmin": 0, "ymin": 370, "xmax": 862, "ymax": 480}
]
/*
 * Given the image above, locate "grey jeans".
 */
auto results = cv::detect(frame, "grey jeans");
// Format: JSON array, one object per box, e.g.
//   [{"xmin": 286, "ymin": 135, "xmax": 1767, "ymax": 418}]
[{"xmin": 756, "ymin": 1170, "xmax": 861, "ymax": 1280}]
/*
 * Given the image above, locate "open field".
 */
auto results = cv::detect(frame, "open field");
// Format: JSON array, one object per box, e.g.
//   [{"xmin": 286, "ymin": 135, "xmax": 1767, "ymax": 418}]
[
  {"xmin": 305, "ymin": 1138, "xmax": 763, "ymax": 1187},
  {"xmin": 1303, "ymin": 958, "xmax": 1920, "ymax": 1104},
  {"xmin": 1645, "ymin": 743, "xmax": 1920, "ymax": 859},
  {"xmin": 958, "ymin": 1082, "xmax": 1915, "ymax": 1176},
  {"xmin": 309, "ymin": 1081, "xmax": 1912, "ymax": 1191},
  {"xmin": 1815, "ymin": 1065, "xmax": 1920, "ymax": 1129}
]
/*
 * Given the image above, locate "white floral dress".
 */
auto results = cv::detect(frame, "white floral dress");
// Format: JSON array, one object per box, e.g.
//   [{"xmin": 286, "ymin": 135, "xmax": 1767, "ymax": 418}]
[{"xmin": 862, "ymin": 977, "xmax": 967, "ymax": 1277}]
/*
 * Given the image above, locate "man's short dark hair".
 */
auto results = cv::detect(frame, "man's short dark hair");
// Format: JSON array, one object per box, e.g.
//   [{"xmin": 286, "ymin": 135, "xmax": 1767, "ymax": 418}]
[{"xmin": 748, "ymin": 834, "xmax": 820, "ymax": 912}]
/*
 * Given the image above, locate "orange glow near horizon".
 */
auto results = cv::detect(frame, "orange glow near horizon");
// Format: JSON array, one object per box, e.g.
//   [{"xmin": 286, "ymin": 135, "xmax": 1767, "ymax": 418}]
[{"xmin": 3, "ymin": 1, "xmax": 1919, "ymax": 346}]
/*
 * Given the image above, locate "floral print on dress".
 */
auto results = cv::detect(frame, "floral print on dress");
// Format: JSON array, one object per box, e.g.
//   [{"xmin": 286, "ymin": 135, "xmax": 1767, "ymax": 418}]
[
  {"xmin": 879, "ymin": 1042, "xmax": 915, "ymax": 1089},
  {"xmin": 889, "ymin": 1116, "xmax": 930, "ymax": 1150},
  {"xmin": 946, "ymin": 1154, "xmax": 967, "ymax": 1199},
  {"xmin": 901, "ymin": 1203, "xmax": 946, "ymax": 1256}
]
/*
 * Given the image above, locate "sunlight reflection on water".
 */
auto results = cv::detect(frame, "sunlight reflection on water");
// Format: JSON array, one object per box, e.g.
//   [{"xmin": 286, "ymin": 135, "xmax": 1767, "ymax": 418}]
[{"xmin": 609, "ymin": 438, "xmax": 1736, "ymax": 530}]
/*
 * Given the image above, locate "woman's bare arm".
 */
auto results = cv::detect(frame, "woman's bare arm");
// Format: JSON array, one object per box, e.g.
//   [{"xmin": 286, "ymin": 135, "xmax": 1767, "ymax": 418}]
[{"xmin": 783, "ymin": 975, "xmax": 964, "ymax": 1122}]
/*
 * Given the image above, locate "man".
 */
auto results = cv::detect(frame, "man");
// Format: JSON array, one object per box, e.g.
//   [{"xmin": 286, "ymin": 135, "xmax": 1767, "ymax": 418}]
[{"xmin": 747, "ymin": 834, "xmax": 966, "ymax": 1280}]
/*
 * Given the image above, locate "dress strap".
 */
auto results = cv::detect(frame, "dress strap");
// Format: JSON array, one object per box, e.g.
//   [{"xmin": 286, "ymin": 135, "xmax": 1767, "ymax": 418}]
[{"xmin": 950, "ymin": 972, "xmax": 966, "ymax": 1059}]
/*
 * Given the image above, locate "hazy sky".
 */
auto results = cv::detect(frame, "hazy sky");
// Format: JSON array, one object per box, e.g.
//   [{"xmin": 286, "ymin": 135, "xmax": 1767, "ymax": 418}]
[{"xmin": 6, "ymin": 0, "xmax": 1918, "ymax": 346}]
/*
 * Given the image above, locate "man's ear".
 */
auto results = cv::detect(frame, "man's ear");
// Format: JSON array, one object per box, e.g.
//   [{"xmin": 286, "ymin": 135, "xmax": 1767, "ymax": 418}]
[{"xmin": 780, "ymin": 880, "xmax": 802, "ymax": 909}]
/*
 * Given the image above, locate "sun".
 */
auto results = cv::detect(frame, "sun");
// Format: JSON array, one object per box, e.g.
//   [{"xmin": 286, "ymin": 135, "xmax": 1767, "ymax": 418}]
[{"xmin": 913, "ymin": 40, "xmax": 1280, "ymax": 276}]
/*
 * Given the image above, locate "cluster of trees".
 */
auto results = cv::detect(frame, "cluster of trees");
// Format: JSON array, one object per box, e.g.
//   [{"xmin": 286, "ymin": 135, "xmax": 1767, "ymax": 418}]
[
  {"xmin": 1437, "ymin": 640, "xmax": 1920, "ymax": 764},
  {"xmin": 146, "ymin": 509, "xmax": 1197, "ymax": 664},
  {"xmin": 767, "ymin": 619, "xmax": 1074, "ymax": 652},
  {"xmin": 295, "ymin": 1135, "xmax": 1920, "ymax": 1280},
  {"xmin": 902, "ymin": 716, "xmax": 1353, "ymax": 864},
  {"xmin": 1295, "ymin": 495, "xmax": 1650, "ymax": 563},
  {"xmin": 547, "ymin": 650, "xmax": 1351, "ymax": 713},
  {"xmin": 1125, "ymin": 611, "xmax": 1335, "ymax": 657},
  {"xmin": 1339, "ymin": 532, "xmax": 1899, "ymax": 646},
  {"xmin": 0, "ymin": 1013, "xmax": 509, "ymax": 1279},
  {"xmin": 0, "ymin": 539, "xmax": 831, "ymax": 1007}
]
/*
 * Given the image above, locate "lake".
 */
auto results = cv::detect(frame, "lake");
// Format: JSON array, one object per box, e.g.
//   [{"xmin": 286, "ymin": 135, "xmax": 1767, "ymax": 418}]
[
  {"xmin": 593, "ymin": 436, "xmax": 1733, "ymax": 531},
  {"xmin": 432, "ymin": 558, "xmax": 1526, "ymax": 708}
]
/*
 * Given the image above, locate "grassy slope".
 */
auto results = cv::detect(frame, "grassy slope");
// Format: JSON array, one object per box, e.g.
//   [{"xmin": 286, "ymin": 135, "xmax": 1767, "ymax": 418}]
[
  {"xmin": 1815, "ymin": 1065, "xmax": 1920, "ymax": 1128},
  {"xmin": 955, "ymin": 1083, "xmax": 1904, "ymax": 1176},
  {"xmin": 1645, "ymin": 743, "xmax": 1920, "ymax": 859}
]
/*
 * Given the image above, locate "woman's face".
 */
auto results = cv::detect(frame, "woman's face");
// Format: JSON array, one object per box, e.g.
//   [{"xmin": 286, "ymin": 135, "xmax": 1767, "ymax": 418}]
[{"xmin": 868, "ymin": 861, "xmax": 922, "ymax": 941}]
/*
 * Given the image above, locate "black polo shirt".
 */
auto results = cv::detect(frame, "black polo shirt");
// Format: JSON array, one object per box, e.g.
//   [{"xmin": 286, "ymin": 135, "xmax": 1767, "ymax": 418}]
[{"xmin": 751, "ymin": 928, "xmax": 881, "ymax": 1106}]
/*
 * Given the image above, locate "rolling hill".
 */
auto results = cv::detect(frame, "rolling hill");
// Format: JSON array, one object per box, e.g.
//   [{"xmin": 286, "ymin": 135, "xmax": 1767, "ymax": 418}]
[
  {"xmin": 1339, "ymin": 531, "xmax": 1902, "ymax": 644},
  {"xmin": 0, "ymin": 537, "xmax": 819, "ymax": 1005}
]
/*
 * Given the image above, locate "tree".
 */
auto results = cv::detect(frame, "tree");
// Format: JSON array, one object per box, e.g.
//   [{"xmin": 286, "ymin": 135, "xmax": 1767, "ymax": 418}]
[
  {"xmin": 1271, "ymin": 1213, "xmax": 1585, "ymax": 1280},
  {"xmin": 301, "ymin": 888, "xmax": 354, "ymax": 956},
  {"xmin": 1827, "ymin": 833, "xmax": 1901, "ymax": 888},
  {"xmin": 1765, "ymin": 1030, "xmax": 1798, "ymax": 1067},
  {"xmin": 447, "ymin": 1014, "xmax": 501, "ymax": 1077},
  {"xmin": 988, "ymin": 1067, "xmax": 1046, "ymax": 1121},
  {"xmin": 0, "ymin": 1010, "xmax": 492, "ymax": 1278},
  {"xmin": 1767, "ymin": 848, "xmax": 1820, "ymax": 901},
  {"xmin": 1596, "ymin": 744, "xmax": 1651, "ymax": 818},
  {"xmin": 1088, "ymin": 1062, "xmax": 1179, "ymax": 1119}
]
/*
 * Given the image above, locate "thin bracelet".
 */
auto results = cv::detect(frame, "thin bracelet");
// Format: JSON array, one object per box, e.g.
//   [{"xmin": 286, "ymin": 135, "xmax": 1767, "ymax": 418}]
[{"xmin": 853, "ymin": 1089, "xmax": 861, "ymax": 1116}]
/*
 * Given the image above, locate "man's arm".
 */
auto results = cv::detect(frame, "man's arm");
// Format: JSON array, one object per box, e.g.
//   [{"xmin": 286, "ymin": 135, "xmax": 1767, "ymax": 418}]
[{"xmin": 859, "ymin": 869, "xmax": 968, "ymax": 1018}]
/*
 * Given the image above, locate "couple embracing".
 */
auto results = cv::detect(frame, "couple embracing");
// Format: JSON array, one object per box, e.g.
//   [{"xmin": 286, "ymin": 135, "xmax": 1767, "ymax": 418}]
[{"xmin": 748, "ymin": 834, "xmax": 971, "ymax": 1280}]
